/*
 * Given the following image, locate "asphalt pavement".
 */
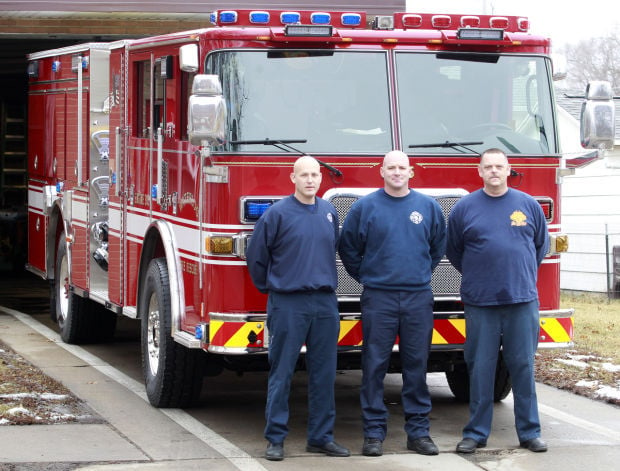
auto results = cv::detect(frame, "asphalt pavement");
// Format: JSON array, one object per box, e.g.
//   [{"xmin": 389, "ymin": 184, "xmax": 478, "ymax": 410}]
[{"xmin": 2, "ymin": 272, "xmax": 620, "ymax": 471}]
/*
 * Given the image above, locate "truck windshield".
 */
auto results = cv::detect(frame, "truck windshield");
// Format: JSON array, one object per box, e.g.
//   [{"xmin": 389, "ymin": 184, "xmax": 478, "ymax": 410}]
[
  {"xmin": 206, "ymin": 50, "xmax": 557, "ymax": 156},
  {"xmin": 396, "ymin": 52, "xmax": 557, "ymax": 155},
  {"xmin": 206, "ymin": 50, "xmax": 392, "ymax": 154}
]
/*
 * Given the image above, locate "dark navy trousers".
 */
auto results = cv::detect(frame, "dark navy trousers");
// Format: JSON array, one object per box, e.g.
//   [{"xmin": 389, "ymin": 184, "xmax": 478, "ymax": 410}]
[
  {"xmin": 462, "ymin": 300, "xmax": 541, "ymax": 443},
  {"xmin": 264, "ymin": 290, "xmax": 340, "ymax": 446},
  {"xmin": 360, "ymin": 287, "xmax": 434, "ymax": 441}
]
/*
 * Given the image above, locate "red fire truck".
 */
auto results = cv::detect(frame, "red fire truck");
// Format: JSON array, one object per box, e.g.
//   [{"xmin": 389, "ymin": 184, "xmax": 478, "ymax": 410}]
[{"xmin": 26, "ymin": 9, "xmax": 615, "ymax": 407}]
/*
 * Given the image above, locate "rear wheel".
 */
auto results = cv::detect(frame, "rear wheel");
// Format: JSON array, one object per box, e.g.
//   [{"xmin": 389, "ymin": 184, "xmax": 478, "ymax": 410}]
[
  {"xmin": 55, "ymin": 233, "xmax": 89, "ymax": 343},
  {"xmin": 140, "ymin": 258, "xmax": 205, "ymax": 408},
  {"xmin": 54, "ymin": 232, "xmax": 117, "ymax": 343},
  {"xmin": 446, "ymin": 352, "xmax": 512, "ymax": 402}
]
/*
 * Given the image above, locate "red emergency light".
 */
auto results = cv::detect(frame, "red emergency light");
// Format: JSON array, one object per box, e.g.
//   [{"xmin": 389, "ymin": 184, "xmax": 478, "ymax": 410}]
[
  {"xmin": 536, "ymin": 198, "xmax": 554, "ymax": 222},
  {"xmin": 490, "ymin": 17, "xmax": 510, "ymax": 29},
  {"xmin": 401, "ymin": 14, "xmax": 422, "ymax": 28},
  {"xmin": 432, "ymin": 15, "xmax": 452, "ymax": 28},
  {"xmin": 393, "ymin": 13, "xmax": 529, "ymax": 34},
  {"xmin": 460, "ymin": 16, "xmax": 481, "ymax": 28}
]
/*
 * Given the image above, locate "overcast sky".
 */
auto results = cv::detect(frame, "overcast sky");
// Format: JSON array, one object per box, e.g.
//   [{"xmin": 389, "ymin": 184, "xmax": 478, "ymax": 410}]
[{"xmin": 406, "ymin": 0, "xmax": 620, "ymax": 50}]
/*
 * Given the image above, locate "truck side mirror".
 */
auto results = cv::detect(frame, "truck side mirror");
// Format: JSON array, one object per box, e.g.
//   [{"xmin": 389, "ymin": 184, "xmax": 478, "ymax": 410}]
[
  {"xmin": 188, "ymin": 74, "xmax": 227, "ymax": 146},
  {"xmin": 580, "ymin": 81, "xmax": 616, "ymax": 149},
  {"xmin": 180, "ymin": 44, "xmax": 199, "ymax": 73}
]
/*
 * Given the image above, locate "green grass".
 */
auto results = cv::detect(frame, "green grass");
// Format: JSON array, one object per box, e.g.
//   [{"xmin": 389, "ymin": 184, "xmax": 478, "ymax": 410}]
[{"xmin": 561, "ymin": 292, "xmax": 620, "ymax": 363}]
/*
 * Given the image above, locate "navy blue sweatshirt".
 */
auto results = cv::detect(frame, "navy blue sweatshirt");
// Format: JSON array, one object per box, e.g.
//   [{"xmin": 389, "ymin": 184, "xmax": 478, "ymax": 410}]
[
  {"xmin": 338, "ymin": 189, "xmax": 446, "ymax": 291},
  {"xmin": 446, "ymin": 188, "xmax": 549, "ymax": 306},
  {"xmin": 246, "ymin": 195, "xmax": 339, "ymax": 293}
]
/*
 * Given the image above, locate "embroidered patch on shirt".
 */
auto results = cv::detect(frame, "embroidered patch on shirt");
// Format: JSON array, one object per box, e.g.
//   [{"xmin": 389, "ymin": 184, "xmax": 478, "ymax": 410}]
[
  {"xmin": 409, "ymin": 211, "xmax": 423, "ymax": 224},
  {"xmin": 327, "ymin": 212, "xmax": 333, "ymax": 223},
  {"xmin": 510, "ymin": 210, "xmax": 527, "ymax": 226}
]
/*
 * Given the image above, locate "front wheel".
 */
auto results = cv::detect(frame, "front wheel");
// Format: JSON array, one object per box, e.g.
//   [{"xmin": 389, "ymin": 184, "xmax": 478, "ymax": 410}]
[{"xmin": 140, "ymin": 258, "xmax": 205, "ymax": 408}]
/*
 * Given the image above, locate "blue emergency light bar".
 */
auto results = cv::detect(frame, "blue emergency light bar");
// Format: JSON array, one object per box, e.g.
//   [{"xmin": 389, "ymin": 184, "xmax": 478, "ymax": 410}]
[
  {"xmin": 250, "ymin": 11, "xmax": 270, "ymax": 24},
  {"xmin": 311, "ymin": 12, "xmax": 331, "ymax": 25},
  {"xmin": 210, "ymin": 9, "xmax": 364, "ymax": 28},
  {"xmin": 219, "ymin": 11, "xmax": 238, "ymax": 24},
  {"xmin": 341, "ymin": 13, "xmax": 362, "ymax": 26},
  {"xmin": 281, "ymin": 11, "xmax": 301, "ymax": 24}
]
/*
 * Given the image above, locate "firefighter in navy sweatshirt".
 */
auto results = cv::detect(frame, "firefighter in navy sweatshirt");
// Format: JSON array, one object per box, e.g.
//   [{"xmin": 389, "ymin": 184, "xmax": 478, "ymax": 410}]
[
  {"xmin": 246, "ymin": 156, "xmax": 350, "ymax": 461},
  {"xmin": 446, "ymin": 148, "xmax": 549, "ymax": 454},
  {"xmin": 339, "ymin": 150, "xmax": 446, "ymax": 457}
]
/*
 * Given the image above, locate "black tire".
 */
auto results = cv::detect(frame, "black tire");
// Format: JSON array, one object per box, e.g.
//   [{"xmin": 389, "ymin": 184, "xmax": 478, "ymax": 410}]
[
  {"xmin": 54, "ymin": 232, "xmax": 117, "ymax": 343},
  {"xmin": 445, "ymin": 363, "xmax": 469, "ymax": 402},
  {"xmin": 493, "ymin": 352, "xmax": 512, "ymax": 401},
  {"xmin": 140, "ymin": 258, "xmax": 205, "ymax": 408},
  {"xmin": 446, "ymin": 351, "xmax": 512, "ymax": 403},
  {"xmin": 49, "ymin": 279, "xmax": 57, "ymax": 322},
  {"xmin": 55, "ymin": 233, "xmax": 90, "ymax": 343}
]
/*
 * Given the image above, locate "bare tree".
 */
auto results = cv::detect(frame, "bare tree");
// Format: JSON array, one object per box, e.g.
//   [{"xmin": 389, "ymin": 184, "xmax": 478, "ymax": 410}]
[{"xmin": 562, "ymin": 28, "xmax": 620, "ymax": 92}]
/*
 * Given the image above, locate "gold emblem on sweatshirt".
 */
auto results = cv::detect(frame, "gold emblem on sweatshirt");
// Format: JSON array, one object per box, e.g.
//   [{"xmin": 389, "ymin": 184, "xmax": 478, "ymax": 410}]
[{"xmin": 510, "ymin": 210, "xmax": 527, "ymax": 226}]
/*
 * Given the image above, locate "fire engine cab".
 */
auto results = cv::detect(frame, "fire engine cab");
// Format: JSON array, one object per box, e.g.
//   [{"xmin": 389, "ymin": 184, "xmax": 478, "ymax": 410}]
[{"xmin": 26, "ymin": 9, "xmax": 615, "ymax": 407}]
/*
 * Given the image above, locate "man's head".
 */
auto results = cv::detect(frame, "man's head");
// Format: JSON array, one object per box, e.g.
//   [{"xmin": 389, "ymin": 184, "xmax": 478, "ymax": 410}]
[
  {"xmin": 478, "ymin": 148, "xmax": 511, "ymax": 196},
  {"xmin": 380, "ymin": 150, "xmax": 413, "ymax": 197},
  {"xmin": 291, "ymin": 156, "xmax": 322, "ymax": 204}
]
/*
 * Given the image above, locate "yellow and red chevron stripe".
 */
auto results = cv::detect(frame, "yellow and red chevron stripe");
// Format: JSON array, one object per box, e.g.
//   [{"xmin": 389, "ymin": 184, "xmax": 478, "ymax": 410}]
[
  {"xmin": 539, "ymin": 316, "xmax": 573, "ymax": 344},
  {"xmin": 209, "ymin": 319, "xmax": 265, "ymax": 350},
  {"xmin": 338, "ymin": 320, "xmax": 363, "ymax": 346},
  {"xmin": 432, "ymin": 319, "xmax": 466, "ymax": 344},
  {"xmin": 207, "ymin": 315, "xmax": 573, "ymax": 351}
]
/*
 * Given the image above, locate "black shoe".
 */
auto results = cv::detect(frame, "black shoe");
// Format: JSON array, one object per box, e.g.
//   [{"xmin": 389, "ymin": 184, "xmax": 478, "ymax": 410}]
[
  {"xmin": 520, "ymin": 437, "xmax": 548, "ymax": 452},
  {"xmin": 407, "ymin": 436, "xmax": 439, "ymax": 456},
  {"xmin": 306, "ymin": 441, "xmax": 351, "ymax": 457},
  {"xmin": 456, "ymin": 438, "xmax": 487, "ymax": 454},
  {"xmin": 265, "ymin": 442, "xmax": 284, "ymax": 461},
  {"xmin": 362, "ymin": 438, "xmax": 383, "ymax": 456}
]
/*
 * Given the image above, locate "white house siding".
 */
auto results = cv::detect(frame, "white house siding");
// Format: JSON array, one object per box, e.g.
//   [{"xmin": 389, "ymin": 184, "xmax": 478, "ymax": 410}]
[{"xmin": 561, "ymin": 161, "xmax": 620, "ymax": 294}]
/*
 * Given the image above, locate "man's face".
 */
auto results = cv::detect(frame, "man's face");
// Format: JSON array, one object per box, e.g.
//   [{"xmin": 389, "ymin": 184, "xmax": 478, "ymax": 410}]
[
  {"xmin": 291, "ymin": 159, "xmax": 322, "ymax": 202},
  {"xmin": 380, "ymin": 152, "xmax": 412, "ymax": 193},
  {"xmin": 478, "ymin": 152, "xmax": 511, "ymax": 192}
]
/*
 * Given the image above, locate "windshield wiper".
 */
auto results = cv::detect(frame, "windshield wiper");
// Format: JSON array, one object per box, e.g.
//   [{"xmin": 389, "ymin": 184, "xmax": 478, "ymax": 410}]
[
  {"xmin": 409, "ymin": 141, "xmax": 483, "ymax": 154},
  {"xmin": 230, "ymin": 139, "xmax": 343, "ymax": 178}
]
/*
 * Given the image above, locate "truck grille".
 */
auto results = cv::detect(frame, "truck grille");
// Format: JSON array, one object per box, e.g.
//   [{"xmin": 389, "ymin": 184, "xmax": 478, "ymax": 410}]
[{"xmin": 327, "ymin": 191, "xmax": 463, "ymax": 298}]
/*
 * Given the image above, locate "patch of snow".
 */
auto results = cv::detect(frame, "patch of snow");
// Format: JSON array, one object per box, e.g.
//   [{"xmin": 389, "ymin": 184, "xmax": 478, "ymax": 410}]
[
  {"xmin": 601, "ymin": 363, "xmax": 620, "ymax": 373},
  {"xmin": 552, "ymin": 354, "xmax": 620, "ymax": 404},
  {"xmin": 556, "ymin": 358, "xmax": 588, "ymax": 369},
  {"xmin": 575, "ymin": 379, "xmax": 598, "ymax": 388},
  {"xmin": 593, "ymin": 384, "xmax": 620, "ymax": 401},
  {"xmin": 40, "ymin": 393, "xmax": 70, "ymax": 400},
  {"xmin": 0, "ymin": 392, "xmax": 69, "ymax": 401},
  {"xmin": 7, "ymin": 406, "xmax": 32, "ymax": 416},
  {"xmin": 50, "ymin": 414, "xmax": 78, "ymax": 422},
  {"xmin": 567, "ymin": 354, "xmax": 598, "ymax": 361}
]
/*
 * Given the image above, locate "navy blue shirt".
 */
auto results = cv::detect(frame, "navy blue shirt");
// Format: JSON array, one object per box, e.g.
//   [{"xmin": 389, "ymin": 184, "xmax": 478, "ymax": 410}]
[
  {"xmin": 446, "ymin": 188, "xmax": 549, "ymax": 306},
  {"xmin": 338, "ymin": 189, "xmax": 446, "ymax": 291},
  {"xmin": 246, "ymin": 195, "xmax": 339, "ymax": 293}
]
